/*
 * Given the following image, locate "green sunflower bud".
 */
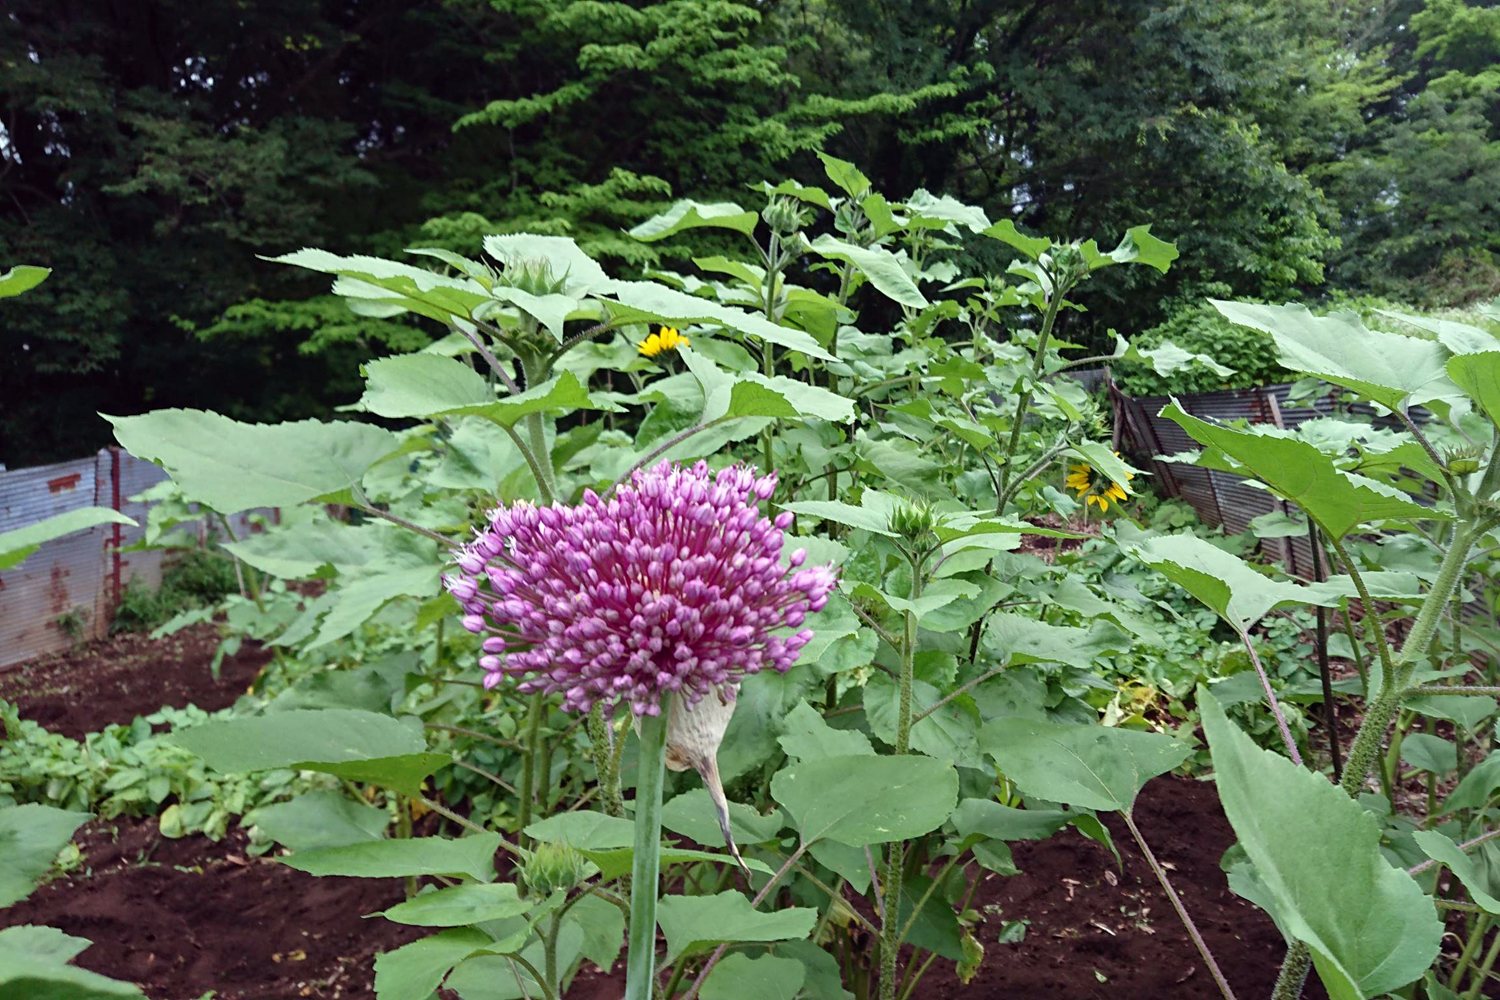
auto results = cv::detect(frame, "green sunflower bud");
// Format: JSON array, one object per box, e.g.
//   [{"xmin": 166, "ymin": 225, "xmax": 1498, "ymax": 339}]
[
  {"xmin": 890, "ymin": 501, "xmax": 936, "ymax": 544},
  {"xmin": 1445, "ymin": 443, "xmax": 1486, "ymax": 475},
  {"xmin": 524, "ymin": 842, "xmax": 589, "ymax": 896},
  {"xmin": 762, "ymin": 196, "xmax": 811, "ymax": 238}
]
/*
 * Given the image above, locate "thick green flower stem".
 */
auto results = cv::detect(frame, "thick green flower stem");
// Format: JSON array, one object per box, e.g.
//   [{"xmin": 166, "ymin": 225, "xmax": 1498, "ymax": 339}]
[
  {"xmin": 997, "ymin": 282, "xmax": 1065, "ymax": 496},
  {"xmin": 517, "ymin": 691, "xmax": 544, "ymax": 848},
  {"xmin": 1450, "ymin": 915, "xmax": 1493, "ymax": 992},
  {"xmin": 1465, "ymin": 926, "xmax": 1500, "ymax": 1000},
  {"xmin": 516, "ymin": 346, "xmax": 558, "ymax": 502},
  {"xmin": 1274, "ymin": 520, "xmax": 1480, "ymax": 998},
  {"xmin": 1338, "ymin": 520, "xmax": 1477, "ymax": 799},
  {"xmin": 625, "ymin": 706, "xmax": 669, "ymax": 1000},
  {"xmin": 587, "ymin": 703, "xmax": 625, "ymax": 819},
  {"xmin": 879, "ymin": 599, "xmax": 920, "ymax": 1000},
  {"xmin": 1269, "ymin": 949, "xmax": 1312, "ymax": 1000},
  {"xmin": 543, "ymin": 911, "xmax": 562, "ymax": 998}
]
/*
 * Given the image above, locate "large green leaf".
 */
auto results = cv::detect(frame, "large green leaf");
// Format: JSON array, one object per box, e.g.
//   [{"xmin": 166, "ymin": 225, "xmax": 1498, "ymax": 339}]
[
  {"xmin": 1079, "ymin": 225, "xmax": 1178, "ymax": 273},
  {"xmin": 680, "ymin": 348, "xmax": 854, "ymax": 422},
  {"xmin": 604, "ymin": 281, "xmax": 835, "ymax": 361},
  {"xmin": 979, "ymin": 717, "xmax": 1190, "ymax": 812},
  {"xmin": 950, "ymin": 799, "xmax": 1073, "ymax": 842},
  {"xmin": 1412, "ymin": 831, "xmax": 1500, "ymax": 914},
  {"xmin": 375, "ymin": 883, "xmax": 533, "ymax": 927},
  {"xmin": 656, "ymin": 890, "xmax": 817, "ymax": 964},
  {"xmin": 0, "ymin": 507, "xmax": 138, "ymax": 571},
  {"xmin": 246, "ymin": 790, "xmax": 389, "ymax": 852},
  {"xmin": 985, "ymin": 613, "xmax": 1132, "ymax": 670},
  {"xmin": 807, "ymin": 235, "xmax": 928, "ymax": 309},
  {"xmin": 169, "ymin": 709, "xmax": 450, "ymax": 796},
  {"xmin": 577, "ymin": 846, "xmax": 773, "ymax": 881},
  {"xmin": 0, "ymin": 804, "xmax": 90, "ymax": 907},
  {"xmin": 1162, "ymin": 402, "xmax": 1440, "ymax": 538},
  {"xmin": 770, "ymin": 755, "xmax": 959, "ymax": 847},
  {"xmin": 1119, "ymin": 532, "xmax": 1335, "ymax": 631},
  {"xmin": 523, "ymin": 810, "xmax": 634, "ymax": 849},
  {"xmin": 359, "ymin": 353, "xmax": 596, "ymax": 427},
  {"xmin": 0, "ymin": 264, "xmax": 51, "ymax": 299},
  {"xmin": 777, "ymin": 499, "xmax": 894, "ymax": 536},
  {"xmin": 628, "ymin": 200, "xmax": 759, "ymax": 242},
  {"xmin": 1447, "ymin": 352, "xmax": 1500, "ymax": 429},
  {"xmin": 1211, "ymin": 301, "xmax": 1457, "ymax": 412},
  {"xmin": 373, "ymin": 928, "xmax": 494, "ymax": 1000},
  {"xmin": 1201, "ymin": 693, "xmax": 1441, "ymax": 1000},
  {"xmin": 267, "ymin": 249, "xmax": 492, "ymax": 325},
  {"xmin": 701, "ymin": 952, "xmax": 806, "ymax": 1000},
  {"xmin": 359, "ymin": 353, "xmax": 493, "ymax": 417},
  {"xmin": 0, "ymin": 926, "xmax": 141, "ymax": 999},
  {"xmin": 282, "ymin": 834, "xmax": 501, "ymax": 882},
  {"xmin": 815, "ymin": 152, "xmax": 871, "ymax": 199},
  {"xmin": 661, "ymin": 789, "xmax": 786, "ymax": 848},
  {"xmin": 777, "ymin": 700, "xmax": 875, "ymax": 761},
  {"xmin": 107, "ymin": 410, "xmax": 398, "ymax": 512},
  {"xmin": 981, "ymin": 220, "xmax": 1051, "ymax": 260}
]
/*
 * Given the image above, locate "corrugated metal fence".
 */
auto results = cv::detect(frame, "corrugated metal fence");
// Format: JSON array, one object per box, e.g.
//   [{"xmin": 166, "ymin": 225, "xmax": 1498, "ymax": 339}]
[
  {"xmin": 0, "ymin": 450, "xmax": 267, "ymax": 670},
  {"xmin": 1104, "ymin": 374, "xmax": 1422, "ymax": 579}
]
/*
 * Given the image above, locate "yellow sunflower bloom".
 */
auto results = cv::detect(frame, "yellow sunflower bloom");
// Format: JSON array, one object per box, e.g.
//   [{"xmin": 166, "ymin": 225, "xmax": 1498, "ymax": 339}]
[
  {"xmin": 1067, "ymin": 456, "xmax": 1133, "ymax": 513},
  {"xmin": 638, "ymin": 326, "xmax": 690, "ymax": 358}
]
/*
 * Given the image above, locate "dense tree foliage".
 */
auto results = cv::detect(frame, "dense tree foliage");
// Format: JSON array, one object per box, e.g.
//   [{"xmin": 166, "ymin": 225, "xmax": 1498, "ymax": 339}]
[{"xmin": 4, "ymin": 0, "xmax": 1498, "ymax": 464}]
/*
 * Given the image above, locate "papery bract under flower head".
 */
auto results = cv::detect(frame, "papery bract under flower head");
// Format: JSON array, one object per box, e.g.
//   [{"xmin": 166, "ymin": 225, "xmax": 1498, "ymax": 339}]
[{"xmin": 445, "ymin": 461, "xmax": 838, "ymax": 716}]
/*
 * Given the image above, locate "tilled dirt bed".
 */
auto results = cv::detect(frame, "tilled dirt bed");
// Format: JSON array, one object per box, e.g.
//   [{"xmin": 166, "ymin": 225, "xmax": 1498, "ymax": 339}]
[{"xmin": 2, "ymin": 628, "xmax": 1330, "ymax": 999}]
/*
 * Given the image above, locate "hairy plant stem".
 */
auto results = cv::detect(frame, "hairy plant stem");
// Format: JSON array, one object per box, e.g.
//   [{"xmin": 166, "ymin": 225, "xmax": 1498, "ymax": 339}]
[
  {"xmin": 517, "ymin": 692, "xmax": 544, "ymax": 848},
  {"xmin": 994, "ymin": 428, "xmax": 1072, "ymax": 515},
  {"xmin": 517, "ymin": 347, "xmax": 558, "ymax": 502},
  {"xmin": 587, "ymin": 703, "xmax": 625, "ymax": 819},
  {"xmin": 1122, "ymin": 810, "xmax": 1238, "ymax": 999},
  {"xmin": 879, "ymin": 567, "xmax": 922, "ymax": 1000},
  {"xmin": 1451, "ymin": 915, "xmax": 1493, "ymax": 991},
  {"xmin": 1465, "ymin": 925, "xmax": 1500, "ymax": 1000},
  {"xmin": 1237, "ymin": 629, "xmax": 1302, "ymax": 765},
  {"xmin": 543, "ymin": 911, "xmax": 562, "ymax": 997},
  {"xmin": 1307, "ymin": 521, "xmax": 1343, "ymax": 780},
  {"xmin": 1274, "ymin": 519, "xmax": 1481, "ymax": 996},
  {"xmin": 997, "ymin": 282, "xmax": 1064, "ymax": 496},
  {"xmin": 1339, "ymin": 520, "xmax": 1476, "ymax": 797},
  {"xmin": 624, "ymin": 706, "xmax": 668, "ymax": 1000}
]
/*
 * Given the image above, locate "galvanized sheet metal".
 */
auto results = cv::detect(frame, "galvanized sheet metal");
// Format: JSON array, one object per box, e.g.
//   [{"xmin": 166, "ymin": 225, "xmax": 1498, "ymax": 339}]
[
  {"xmin": 1116, "ymin": 382, "xmax": 1431, "ymax": 580},
  {"xmin": 0, "ymin": 455, "xmax": 108, "ymax": 666},
  {"xmin": 0, "ymin": 450, "xmax": 278, "ymax": 670}
]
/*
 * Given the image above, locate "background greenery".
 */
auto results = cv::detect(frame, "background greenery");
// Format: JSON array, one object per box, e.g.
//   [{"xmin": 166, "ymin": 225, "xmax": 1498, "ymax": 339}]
[{"xmin": 6, "ymin": 0, "xmax": 1500, "ymax": 464}]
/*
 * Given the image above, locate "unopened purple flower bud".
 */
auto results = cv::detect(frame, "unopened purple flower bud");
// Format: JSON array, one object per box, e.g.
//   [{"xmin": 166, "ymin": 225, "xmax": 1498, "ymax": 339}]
[
  {"xmin": 461, "ymin": 615, "xmax": 486, "ymax": 633},
  {"xmin": 457, "ymin": 551, "xmax": 486, "ymax": 575},
  {"xmin": 446, "ymin": 575, "xmax": 479, "ymax": 602}
]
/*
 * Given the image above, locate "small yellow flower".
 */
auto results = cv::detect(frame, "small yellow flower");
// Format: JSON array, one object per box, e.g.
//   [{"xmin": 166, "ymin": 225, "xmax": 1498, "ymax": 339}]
[
  {"xmin": 638, "ymin": 325, "xmax": 690, "ymax": 358},
  {"xmin": 1067, "ymin": 457, "xmax": 1133, "ymax": 513}
]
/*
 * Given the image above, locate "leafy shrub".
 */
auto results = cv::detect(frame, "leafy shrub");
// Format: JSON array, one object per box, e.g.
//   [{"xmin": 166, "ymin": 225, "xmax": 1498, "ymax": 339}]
[
  {"xmin": 112, "ymin": 549, "xmax": 240, "ymax": 634},
  {"xmin": 1112, "ymin": 296, "xmax": 1287, "ymax": 395}
]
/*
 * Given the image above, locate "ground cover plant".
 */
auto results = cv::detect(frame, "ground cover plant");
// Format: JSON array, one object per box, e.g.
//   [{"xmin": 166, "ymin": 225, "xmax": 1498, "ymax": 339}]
[{"xmin": 10, "ymin": 152, "xmax": 1500, "ymax": 1000}]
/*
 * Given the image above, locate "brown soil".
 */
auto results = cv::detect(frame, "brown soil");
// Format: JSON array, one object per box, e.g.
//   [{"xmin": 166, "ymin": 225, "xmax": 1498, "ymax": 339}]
[
  {"xmin": 0, "ymin": 626, "xmax": 1456, "ymax": 999},
  {"xmin": 1, "ymin": 817, "xmax": 425, "ymax": 1000},
  {"xmin": 0, "ymin": 622, "xmax": 270, "ymax": 738},
  {"xmin": 925, "ymin": 775, "xmax": 1325, "ymax": 1000}
]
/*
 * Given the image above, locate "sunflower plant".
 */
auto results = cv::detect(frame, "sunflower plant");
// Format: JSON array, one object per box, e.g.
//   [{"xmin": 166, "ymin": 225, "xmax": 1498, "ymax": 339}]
[{"xmin": 94, "ymin": 154, "xmax": 1500, "ymax": 1000}]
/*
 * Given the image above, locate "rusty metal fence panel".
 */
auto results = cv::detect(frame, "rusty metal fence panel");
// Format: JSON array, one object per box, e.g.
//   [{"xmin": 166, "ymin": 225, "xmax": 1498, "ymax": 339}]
[
  {"xmin": 0, "ymin": 449, "xmax": 277, "ymax": 670},
  {"xmin": 0, "ymin": 455, "xmax": 109, "ymax": 666},
  {"xmin": 1112, "ymin": 380, "xmax": 1421, "ymax": 579}
]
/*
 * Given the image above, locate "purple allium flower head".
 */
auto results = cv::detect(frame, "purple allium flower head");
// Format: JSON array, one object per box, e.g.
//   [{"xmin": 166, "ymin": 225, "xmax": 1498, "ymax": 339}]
[{"xmin": 442, "ymin": 461, "xmax": 838, "ymax": 716}]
